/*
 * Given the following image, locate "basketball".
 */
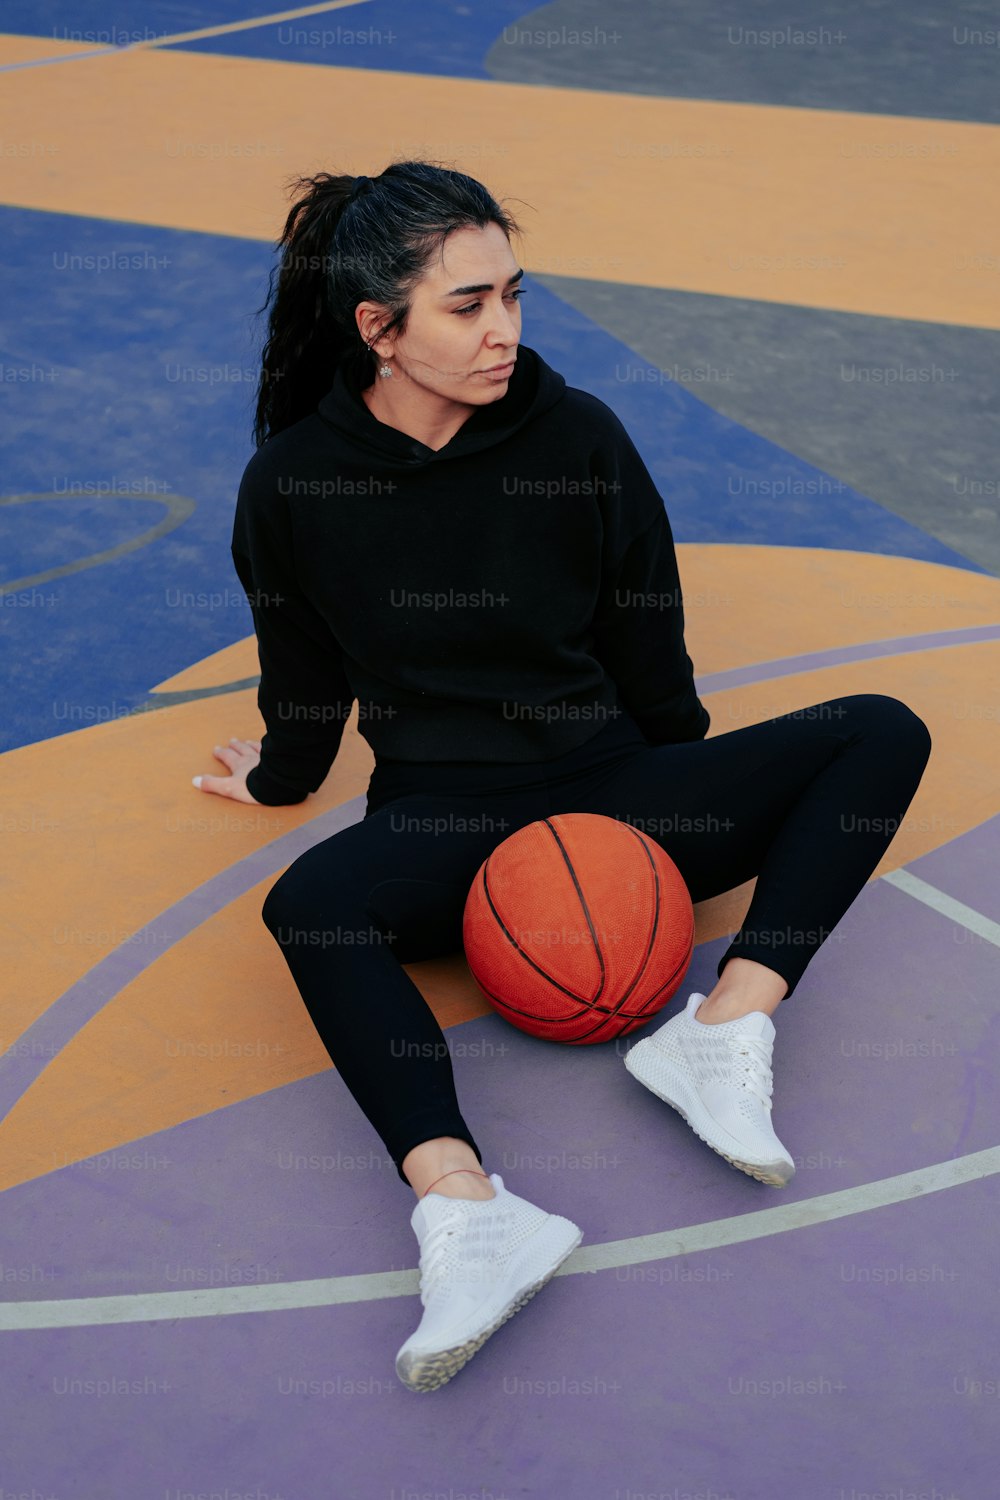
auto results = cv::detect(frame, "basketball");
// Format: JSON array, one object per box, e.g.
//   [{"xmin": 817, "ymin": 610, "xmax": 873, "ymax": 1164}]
[{"xmin": 462, "ymin": 812, "xmax": 694, "ymax": 1044}]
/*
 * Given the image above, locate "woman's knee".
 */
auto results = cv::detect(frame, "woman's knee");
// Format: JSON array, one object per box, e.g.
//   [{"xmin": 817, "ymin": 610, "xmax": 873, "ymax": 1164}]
[
  {"xmin": 261, "ymin": 867, "xmax": 299, "ymax": 936},
  {"xmin": 261, "ymin": 845, "xmax": 360, "ymax": 937},
  {"xmin": 837, "ymin": 693, "xmax": 932, "ymax": 761}
]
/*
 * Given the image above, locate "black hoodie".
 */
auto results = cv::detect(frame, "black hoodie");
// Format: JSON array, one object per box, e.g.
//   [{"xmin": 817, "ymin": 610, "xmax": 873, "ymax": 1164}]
[{"xmin": 231, "ymin": 344, "xmax": 710, "ymax": 805}]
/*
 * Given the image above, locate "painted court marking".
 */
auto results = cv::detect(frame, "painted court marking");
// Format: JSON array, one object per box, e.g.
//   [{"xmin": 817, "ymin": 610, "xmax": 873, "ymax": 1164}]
[
  {"xmin": 2, "ymin": 831, "xmax": 997, "ymax": 1330},
  {"xmin": 881, "ymin": 868, "xmax": 1000, "ymax": 948},
  {"xmin": 697, "ymin": 621, "xmax": 1000, "ymax": 694},
  {"xmin": 0, "ymin": 0, "xmax": 370, "ymax": 72},
  {"xmin": 134, "ymin": 619, "xmax": 1000, "ymax": 713},
  {"xmin": 0, "ymin": 797, "xmax": 367, "ymax": 1120},
  {"xmin": 2, "ymin": 1145, "xmax": 998, "ymax": 1330},
  {"xmin": 1, "ymin": 601, "xmax": 995, "ymax": 1328},
  {"xmin": 0, "ymin": 492, "xmax": 197, "ymax": 596},
  {"xmin": 2, "ymin": 798, "xmax": 996, "ymax": 1122}
]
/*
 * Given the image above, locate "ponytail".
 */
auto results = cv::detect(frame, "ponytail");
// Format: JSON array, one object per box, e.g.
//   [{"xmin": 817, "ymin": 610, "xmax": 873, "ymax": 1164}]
[
  {"xmin": 252, "ymin": 160, "xmax": 521, "ymax": 448},
  {"xmin": 253, "ymin": 172, "xmax": 355, "ymax": 449}
]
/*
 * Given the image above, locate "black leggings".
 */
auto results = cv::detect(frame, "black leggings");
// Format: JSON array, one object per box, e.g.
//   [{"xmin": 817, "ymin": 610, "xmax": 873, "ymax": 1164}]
[{"xmin": 261, "ymin": 694, "xmax": 931, "ymax": 1183}]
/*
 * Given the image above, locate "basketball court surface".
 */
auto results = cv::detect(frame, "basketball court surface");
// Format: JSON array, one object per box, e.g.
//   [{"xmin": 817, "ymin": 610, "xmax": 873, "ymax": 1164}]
[{"xmin": 2, "ymin": 2, "xmax": 999, "ymax": 1495}]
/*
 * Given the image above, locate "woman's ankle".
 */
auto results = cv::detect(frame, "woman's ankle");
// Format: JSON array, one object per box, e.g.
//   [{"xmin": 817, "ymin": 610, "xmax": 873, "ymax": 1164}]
[
  {"xmin": 402, "ymin": 1138, "xmax": 496, "ymax": 1200},
  {"xmin": 698, "ymin": 958, "xmax": 788, "ymax": 1022},
  {"xmin": 424, "ymin": 1169, "xmax": 496, "ymax": 1202}
]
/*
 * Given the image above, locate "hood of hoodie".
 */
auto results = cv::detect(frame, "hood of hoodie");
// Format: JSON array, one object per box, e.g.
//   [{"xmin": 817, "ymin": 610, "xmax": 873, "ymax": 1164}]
[{"xmin": 316, "ymin": 343, "xmax": 566, "ymax": 471}]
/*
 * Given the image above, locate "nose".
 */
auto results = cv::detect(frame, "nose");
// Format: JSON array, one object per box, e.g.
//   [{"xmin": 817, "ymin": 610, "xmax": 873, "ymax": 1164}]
[{"xmin": 484, "ymin": 297, "xmax": 521, "ymax": 346}]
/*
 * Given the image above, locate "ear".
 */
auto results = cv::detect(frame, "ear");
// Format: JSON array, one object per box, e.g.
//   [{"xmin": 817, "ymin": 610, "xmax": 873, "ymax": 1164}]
[{"xmin": 354, "ymin": 301, "xmax": 395, "ymax": 360}]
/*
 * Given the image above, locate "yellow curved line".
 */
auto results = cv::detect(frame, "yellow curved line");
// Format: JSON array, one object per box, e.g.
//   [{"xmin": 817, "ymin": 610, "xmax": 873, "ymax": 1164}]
[{"xmin": 0, "ymin": 491, "xmax": 196, "ymax": 595}]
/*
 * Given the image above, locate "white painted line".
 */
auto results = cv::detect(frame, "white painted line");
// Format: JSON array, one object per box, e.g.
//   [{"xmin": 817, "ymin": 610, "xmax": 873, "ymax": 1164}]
[
  {"xmin": 571, "ymin": 1144, "xmax": 1000, "ymax": 1273},
  {"xmin": 128, "ymin": 0, "xmax": 372, "ymax": 50},
  {"xmin": 3, "ymin": 1145, "xmax": 998, "ymax": 1330},
  {"xmin": 0, "ymin": 45, "xmax": 121, "ymax": 71},
  {"xmin": 881, "ymin": 868, "xmax": 1000, "ymax": 949},
  {"xmin": 0, "ymin": 0, "xmax": 371, "ymax": 73}
]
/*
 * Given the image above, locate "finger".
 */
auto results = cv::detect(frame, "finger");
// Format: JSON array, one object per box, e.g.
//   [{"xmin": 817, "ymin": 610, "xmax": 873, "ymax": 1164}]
[
  {"xmin": 192, "ymin": 775, "xmax": 231, "ymax": 796},
  {"xmin": 213, "ymin": 744, "xmax": 238, "ymax": 766},
  {"xmin": 247, "ymin": 740, "xmax": 262, "ymax": 752}
]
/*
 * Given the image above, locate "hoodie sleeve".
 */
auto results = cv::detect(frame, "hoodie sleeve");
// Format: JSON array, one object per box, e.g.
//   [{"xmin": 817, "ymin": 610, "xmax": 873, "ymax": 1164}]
[
  {"xmin": 231, "ymin": 454, "xmax": 356, "ymax": 806},
  {"xmin": 587, "ymin": 411, "xmax": 710, "ymax": 746}
]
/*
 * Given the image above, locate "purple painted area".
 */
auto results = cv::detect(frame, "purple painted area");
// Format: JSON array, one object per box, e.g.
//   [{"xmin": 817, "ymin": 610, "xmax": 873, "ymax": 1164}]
[
  {"xmin": 696, "ymin": 621, "xmax": 1000, "ymax": 694},
  {"xmin": 908, "ymin": 810, "xmax": 1000, "ymax": 928},
  {"xmin": 0, "ymin": 1180, "xmax": 993, "ymax": 1498},
  {"xmin": 1, "ymin": 880, "xmax": 998, "ymax": 1301}
]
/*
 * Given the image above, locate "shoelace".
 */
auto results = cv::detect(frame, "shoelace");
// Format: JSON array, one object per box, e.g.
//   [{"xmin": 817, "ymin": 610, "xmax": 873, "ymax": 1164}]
[
  {"xmin": 417, "ymin": 1203, "xmax": 503, "ymax": 1306},
  {"xmin": 679, "ymin": 1022, "xmax": 776, "ymax": 1108},
  {"xmin": 722, "ymin": 1032, "xmax": 775, "ymax": 1109}
]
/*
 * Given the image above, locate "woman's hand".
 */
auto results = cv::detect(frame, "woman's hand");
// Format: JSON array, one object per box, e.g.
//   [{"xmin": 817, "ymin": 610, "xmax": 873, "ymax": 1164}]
[{"xmin": 192, "ymin": 738, "xmax": 263, "ymax": 804}]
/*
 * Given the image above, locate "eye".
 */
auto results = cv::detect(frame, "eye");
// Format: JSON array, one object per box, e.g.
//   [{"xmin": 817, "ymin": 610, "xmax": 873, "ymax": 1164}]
[{"xmin": 455, "ymin": 289, "xmax": 527, "ymax": 316}]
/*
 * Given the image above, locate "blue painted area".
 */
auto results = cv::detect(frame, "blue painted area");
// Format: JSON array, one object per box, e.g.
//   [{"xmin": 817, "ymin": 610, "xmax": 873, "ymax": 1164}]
[
  {"xmin": 172, "ymin": 0, "xmax": 536, "ymax": 78},
  {"xmin": 3, "ymin": 0, "xmax": 303, "ymax": 42},
  {"xmin": 1, "ymin": 203, "xmax": 984, "ymax": 758},
  {"xmin": 0, "ymin": 206, "xmax": 271, "ymax": 755},
  {"xmin": 0, "ymin": 497, "xmax": 157, "ymax": 580},
  {"xmin": 0, "ymin": 0, "xmax": 536, "ymax": 79},
  {"xmin": 1, "ymin": 0, "xmax": 227, "ymax": 49}
]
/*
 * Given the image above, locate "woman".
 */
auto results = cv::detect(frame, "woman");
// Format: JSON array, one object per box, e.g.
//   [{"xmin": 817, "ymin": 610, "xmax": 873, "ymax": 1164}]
[{"xmin": 193, "ymin": 161, "xmax": 932, "ymax": 1392}]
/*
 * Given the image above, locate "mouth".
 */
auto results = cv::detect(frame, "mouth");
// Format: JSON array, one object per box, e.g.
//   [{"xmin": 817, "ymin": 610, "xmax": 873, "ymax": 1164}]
[{"xmin": 481, "ymin": 359, "xmax": 517, "ymax": 375}]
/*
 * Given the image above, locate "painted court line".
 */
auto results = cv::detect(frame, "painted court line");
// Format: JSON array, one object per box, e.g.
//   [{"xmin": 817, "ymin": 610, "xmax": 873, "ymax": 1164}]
[
  {"xmin": 0, "ymin": 492, "xmax": 196, "ymax": 596},
  {"xmin": 2, "ymin": 1145, "xmax": 998, "ymax": 1329},
  {"xmin": 881, "ymin": 868, "xmax": 1000, "ymax": 949},
  {"xmin": 127, "ymin": 0, "xmax": 372, "ymax": 50},
  {"xmin": 0, "ymin": 44, "xmax": 120, "ymax": 71},
  {"xmin": 138, "ymin": 618, "xmax": 1000, "ymax": 713},
  {"xmin": 0, "ymin": 0, "xmax": 370, "ymax": 73},
  {"xmin": 697, "ymin": 621, "xmax": 1000, "ymax": 695},
  {"xmin": 2, "ymin": 792, "xmax": 995, "ymax": 1125}
]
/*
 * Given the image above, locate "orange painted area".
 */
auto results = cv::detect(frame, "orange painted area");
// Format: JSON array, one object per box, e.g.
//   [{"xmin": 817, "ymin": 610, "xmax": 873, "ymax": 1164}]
[
  {"xmin": 2, "ymin": 546, "xmax": 999, "ymax": 1192},
  {"xmin": 679, "ymin": 545, "xmax": 1000, "ymax": 672},
  {"xmin": 0, "ymin": 33, "xmax": 106, "ymax": 65},
  {"xmin": 1, "ymin": 36, "xmax": 998, "ymax": 328},
  {"xmin": 6, "ymin": 890, "xmax": 492, "ymax": 1195},
  {"xmin": 1, "ymin": 689, "xmax": 372, "ymax": 1048},
  {"xmin": 708, "ymin": 642, "xmax": 1000, "ymax": 848}
]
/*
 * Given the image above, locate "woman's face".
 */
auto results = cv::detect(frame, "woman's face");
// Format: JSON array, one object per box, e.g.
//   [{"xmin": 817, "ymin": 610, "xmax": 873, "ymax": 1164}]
[{"xmin": 357, "ymin": 221, "xmax": 524, "ymax": 407}]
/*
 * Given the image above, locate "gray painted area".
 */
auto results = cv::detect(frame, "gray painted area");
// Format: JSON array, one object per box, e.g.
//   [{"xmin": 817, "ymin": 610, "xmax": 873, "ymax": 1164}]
[
  {"xmin": 486, "ymin": 0, "xmax": 1000, "ymax": 124},
  {"xmin": 532, "ymin": 273, "xmax": 1000, "ymax": 575}
]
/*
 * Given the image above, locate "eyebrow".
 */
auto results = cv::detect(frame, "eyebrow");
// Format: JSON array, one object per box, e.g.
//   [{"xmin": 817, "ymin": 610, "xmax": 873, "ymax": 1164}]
[{"xmin": 441, "ymin": 267, "xmax": 525, "ymax": 298}]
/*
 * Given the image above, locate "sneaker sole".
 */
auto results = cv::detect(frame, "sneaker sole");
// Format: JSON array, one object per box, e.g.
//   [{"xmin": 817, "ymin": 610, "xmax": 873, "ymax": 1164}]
[
  {"xmin": 396, "ymin": 1215, "xmax": 584, "ymax": 1393},
  {"xmin": 625, "ymin": 1041, "xmax": 795, "ymax": 1188}
]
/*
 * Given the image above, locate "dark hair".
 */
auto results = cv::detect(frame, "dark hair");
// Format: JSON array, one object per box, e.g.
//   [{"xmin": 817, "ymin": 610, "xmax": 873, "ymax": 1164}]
[{"xmin": 252, "ymin": 160, "xmax": 522, "ymax": 448}]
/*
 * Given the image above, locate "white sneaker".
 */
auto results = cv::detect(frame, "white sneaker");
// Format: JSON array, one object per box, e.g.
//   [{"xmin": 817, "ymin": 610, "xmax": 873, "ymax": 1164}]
[
  {"xmin": 395, "ymin": 1172, "xmax": 583, "ymax": 1392},
  {"xmin": 624, "ymin": 992, "xmax": 795, "ymax": 1187}
]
